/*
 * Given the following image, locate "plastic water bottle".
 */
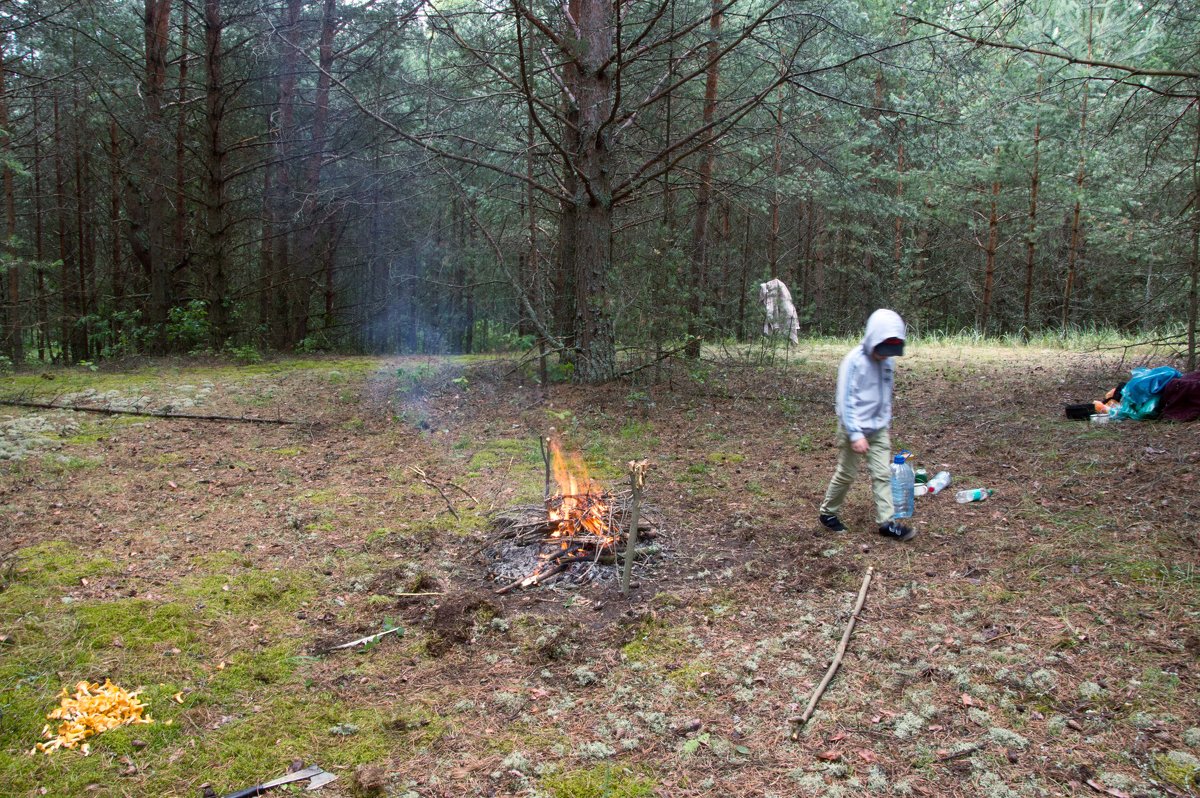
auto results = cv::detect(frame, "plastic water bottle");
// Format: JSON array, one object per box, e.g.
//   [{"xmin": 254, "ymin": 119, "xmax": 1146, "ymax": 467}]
[
  {"xmin": 926, "ymin": 471, "xmax": 951, "ymax": 495},
  {"xmin": 890, "ymin": 455, "xmax": 915, "ymax": 518},
  {"xmin": 955, "ymin": 488, "xmax": 994, "ymax": 503}
]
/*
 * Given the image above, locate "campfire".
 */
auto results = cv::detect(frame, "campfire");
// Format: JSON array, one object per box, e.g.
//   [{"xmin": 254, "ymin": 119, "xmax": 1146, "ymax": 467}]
[{"xmin": 485, "ymin": 437, "xmax": 659, "ymax": 593}]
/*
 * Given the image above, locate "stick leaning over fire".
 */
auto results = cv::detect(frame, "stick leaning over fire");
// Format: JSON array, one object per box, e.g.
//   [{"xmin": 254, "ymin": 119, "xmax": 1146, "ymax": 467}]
[{"xmin": 790, "ymin": 566, "xmax": 875, "ymax": 740}]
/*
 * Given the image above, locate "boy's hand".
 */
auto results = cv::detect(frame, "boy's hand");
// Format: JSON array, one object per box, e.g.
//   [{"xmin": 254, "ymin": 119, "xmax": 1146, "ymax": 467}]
[{"xmin": 851, "ymin": 438, "xmax": 869, "ymax": 454}]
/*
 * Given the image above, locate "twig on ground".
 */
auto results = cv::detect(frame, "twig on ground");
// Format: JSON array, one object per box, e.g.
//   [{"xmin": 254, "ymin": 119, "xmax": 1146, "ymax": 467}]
[
  {"xmin": 408, "ymin": 465, "xmax": 461, "ymax": 522},
  {"xmin": 326, "ymin": 626, "xmax": 403, "ymax": 652},
  {"xmin": 790, "ymin": 566, "xmax": 875, "ymax": 739},
  {"xmin": 935, "ymin": 744, "xmax": 982, "ymax": 762}
]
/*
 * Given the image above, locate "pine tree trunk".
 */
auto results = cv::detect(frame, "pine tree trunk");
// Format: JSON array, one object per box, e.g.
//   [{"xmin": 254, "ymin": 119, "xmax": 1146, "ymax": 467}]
[
  {"xmin": 981, "ymin": 146, "xmax": 1000, "ymax": 333},
  {"xmin": 174, "ymin": 1, "xmax": 189, "ymax": 260},
  {"xmin": 306, "ymin": 0, "xmax": 337, "ymax": 334},
  {"xmin": 565, "ymin": 0, "xmax": 616, "ymax": 383},
  {"xmin": 109, "ymin": 121, "xmax": 124, "ymax": 311},
  {"xmin": 1024, "ymin": 71, "xmax": 1042, "ymax": 336},
  {"xmin": 684, "ymin": 0, "xmax": 722, "ymax": 360},
  {"xmin": 144, "ymin": 0, "xmax": 174, "ymax": 352},
  {"xmin": 1188, "ymin": 104, "xmax": 1199, "ymax": 372},
  {"xmin": 1, "ymin": 43, "xmax": 21, "ymax": 366},
  {"xmin": 1062, "ymin": 8, "xmax": 1092, "ymax": 331},
  {"xmin": 270, "ymin": 0, "xmax": 302, "ymax": 349},
  {"xmin": 33, "ymin": 95, "xmax": 49, "ymax": 360},
  {"xmin": 203, "ymin": 0, "xmax": 231, "ymax": 347},
  {"xmin": 54, "ymin": 94, "xmax": 75, "ymax": 363}
]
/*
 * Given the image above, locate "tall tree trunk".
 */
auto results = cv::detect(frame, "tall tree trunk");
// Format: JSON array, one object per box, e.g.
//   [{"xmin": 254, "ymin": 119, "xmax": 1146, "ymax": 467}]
[
  {"xmin": 1188, "ymin": 103, "xmax": 1199, "ymax": 372},
  {"xmin": 684, "ymin": 0, "xmax": 721, "ymax": 360},
  {"xmin": 144, "ymin": 0, "xmax": 174, "ymax": 352},
  {"xmin": 33, "ymin": 95, "xmax": 49, "ymax": 360},
  {"xmin": 981, "ymin": 146, "xmax": 1000, "ymax": 333},
  {"xmin": 737, "ymin": 211, "xmax": 751, "ymax": 340},
  {"xmin": 1024, "ymin": 70, "xmax": 1042, "ymax": 337},
  {"xmin": 109, "ymin": 121, "xmax": 124, "ymax": 312},
  {"xmin": 270, "ymin": 0, "xmax": 302, "ymax": 348},
  {"xmin": 566, "ymin": 0, "xmax": 616, "ymax": 382},
  {"xmin": 174, "ymin": 1, "xmax": 189, "ymax": 259},
  {"xmin": 1, "ymin": 43, "xmax": 20, "ymax": 366},
  {"xmin": 204, "ymin": 0, "xmax": 231, "ymax": 347},
  {"xmin": 306, "ymin": 0, "xmax": 337, "ymax": 334},
  {"xmin": 54, "ymin": 94, "xmax": 75, "ymax": 363},
  {"xmin": 768, "ymin": 104, "xmax": 782, "ymax": 277},
  {"xmin": 1062, "ymin": 7, "xmax": 1092, "ymax": 330}
]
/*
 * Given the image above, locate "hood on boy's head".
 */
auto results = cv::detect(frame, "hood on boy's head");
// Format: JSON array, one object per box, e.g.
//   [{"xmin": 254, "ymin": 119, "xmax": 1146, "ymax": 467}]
[{"xmin": 861, "ymin": 309, "xmax": 906, "ymax": 356}]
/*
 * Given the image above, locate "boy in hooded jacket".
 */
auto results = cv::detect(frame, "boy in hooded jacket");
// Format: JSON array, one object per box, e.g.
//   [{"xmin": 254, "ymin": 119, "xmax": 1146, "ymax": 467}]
[{"xmin": 818, "ymin": 308, "xmax": 915, "ymax": 541}]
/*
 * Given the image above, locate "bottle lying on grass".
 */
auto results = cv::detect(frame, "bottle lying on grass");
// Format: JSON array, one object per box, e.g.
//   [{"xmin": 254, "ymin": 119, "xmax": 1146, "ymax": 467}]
[{"xmin": 955, "ymin": 488, "xmax": 994, "ymax": 503}]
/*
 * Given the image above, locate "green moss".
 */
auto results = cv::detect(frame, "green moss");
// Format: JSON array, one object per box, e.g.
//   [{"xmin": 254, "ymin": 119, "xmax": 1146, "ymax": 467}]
[
  {"xmin": 541, "ymin": 764, "xmax": 657, "ymax": 798},
  {"xmin": 177, "ymin": 567, "xmax": 319, "ymax": 615},
  {"xmin": 621, "ymin": 618, "xmax": 692, "ymax": 666},
  {"xmin": 1153, "ymin": 751, "xmax": 1200, "ymax": 790},
  {"xmin": 295, "ymin": 488, "xmax": 340, "ymax": 505},
  {"xmin": 10, "ymin": 542, "xmax": 119, "ymax": 589},
  {"xmin": 271, "ymin": 447, "xmax": 305, "ymax": 456},
  {"xmin": 43, "ymin": 454, "xmax": 103, "ymax": 472},
  {"xmin": 74, "ymin": 600, "xmax": 201, "ymax": 656},
  {"xmin": 620, "ymin": 420, "xmax": 654, "ymax": 440},
  {"xmin": 705, "ymin": 451, "xmax": 744, "ymax": 464}
]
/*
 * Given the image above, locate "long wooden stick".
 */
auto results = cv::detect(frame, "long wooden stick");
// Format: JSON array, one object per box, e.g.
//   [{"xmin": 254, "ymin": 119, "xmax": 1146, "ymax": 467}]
[
  {"xmin": 790, "ymin": 566, "xmax": 875, "ymax": 739},
  {"xmin": 621, "ymin": 460, "xmax": 649, "ymax": 596},
  {"xmin": 0, "ymin": 398, "xmax": 305, "ymax": 425}
]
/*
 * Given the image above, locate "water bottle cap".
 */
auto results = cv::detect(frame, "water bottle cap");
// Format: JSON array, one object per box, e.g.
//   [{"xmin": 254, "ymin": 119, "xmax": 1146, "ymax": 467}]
[{"xmin": 893, "ymin": 455, "xmax": 905, "ymax": 464}]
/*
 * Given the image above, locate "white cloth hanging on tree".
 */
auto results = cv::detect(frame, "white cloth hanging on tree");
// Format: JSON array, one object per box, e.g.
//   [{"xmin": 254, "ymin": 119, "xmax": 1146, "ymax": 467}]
[{"xmin": 759, "ymin": 278, "xmax": 799, "ymax": 344}]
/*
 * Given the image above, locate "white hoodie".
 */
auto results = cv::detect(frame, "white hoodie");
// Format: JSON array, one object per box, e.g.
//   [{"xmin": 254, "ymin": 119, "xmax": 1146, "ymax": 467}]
[{"xmin": 834, "ymin": 309, "xmax": 906, "ymax": 442}]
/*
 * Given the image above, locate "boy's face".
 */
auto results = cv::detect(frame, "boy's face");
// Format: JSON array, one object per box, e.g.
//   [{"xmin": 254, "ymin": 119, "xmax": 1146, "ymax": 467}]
[{"xmin": 871, "ymin": 352, "xmax": 889, "ymax": 362}]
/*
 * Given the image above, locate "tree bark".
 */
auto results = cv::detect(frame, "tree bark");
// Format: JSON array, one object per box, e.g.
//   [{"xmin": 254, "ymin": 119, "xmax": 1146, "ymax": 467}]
[
  {"xmin": 1189, "ymin": 103, "xmax": 1199, "ymax": 372},
  {"xmin": 203, "ymin": 0, "xmax": 231, "ymax": 348},
  {"xmin": 144, "ymin": 0, "xmax": 174, "ymax": 352},
  {"xmin": 684, "ymin": 0, "xmax": 722, "ymax": 360},
  {"xmin": 981, "ymin": 146, "xmax": 1000, "ymax": 333},
  {"xmin": 1, "ymin": 42, "xmax": 20, "ymax": 366},
  {"xmin": 33, "ymin": 95, "xmax": 49, "ymax": 360},
  {"xmin": 566, "ymin": 0, "xmax": 616, "ymax": 382},
  {"xmin": 1024, "ymin": 70, "xmax": 1042, "ymax": 336},
  {"xmin": 1062, "ymin": 7, "xmax": 1092, "ymax": 331},
  {"xmin": 270, "ymin": 0, "xmax": 303, "ymax": 349}
]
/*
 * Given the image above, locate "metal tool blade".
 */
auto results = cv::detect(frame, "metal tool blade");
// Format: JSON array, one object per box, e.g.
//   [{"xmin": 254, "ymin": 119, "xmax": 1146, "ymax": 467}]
[
  {"xmin": 306, "ymin": 771, "xmax": 338, "ymax": 791},
  {"xmin": 257, "ymin": 765, "xmax": 324, "ymax": 790}
]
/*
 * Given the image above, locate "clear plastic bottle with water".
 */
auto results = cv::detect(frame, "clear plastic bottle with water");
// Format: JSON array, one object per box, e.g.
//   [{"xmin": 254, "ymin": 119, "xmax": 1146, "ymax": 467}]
[
  {"xmin": 926, "ymin": 471, "xmax": 952, "ymax": 495},
  {"xmin": 955, "ymin": 488, "xmax": 994, "ymax": 503},
  {"xmin": 890, "ymin": 455, "xmax": 915, "ymax": 518}
]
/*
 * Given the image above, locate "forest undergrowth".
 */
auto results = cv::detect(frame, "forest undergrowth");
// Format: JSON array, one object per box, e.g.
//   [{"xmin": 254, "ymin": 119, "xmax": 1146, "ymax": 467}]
[{"xmin": 1, "ymin": 341, "xmax": 1198, "ymax": 798}]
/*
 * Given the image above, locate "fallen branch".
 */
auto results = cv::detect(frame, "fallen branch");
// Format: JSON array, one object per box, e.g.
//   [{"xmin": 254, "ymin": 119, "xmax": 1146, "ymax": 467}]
[
  {"xmin": 326, "ymin": 626, "xmax": 403, "ymax": 651},
  {"xmin": 408, "ymin": 466, "xmax": 462, "ymax": 522},
  {"xmin": 935, "ymin": 744, "xmax": 982, "ymax": 762},
  {"xmin": 790, "ymin": 566, "xmax": 875, "ymax": 739},
  {"xmin": 0, "ymin": 398, "xmax": 306, "ymax": 426}
]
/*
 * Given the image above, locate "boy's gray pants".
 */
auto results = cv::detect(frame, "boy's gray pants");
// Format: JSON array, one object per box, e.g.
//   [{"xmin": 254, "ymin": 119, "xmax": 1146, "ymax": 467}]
[{"xmin": 819, "ymin": 425, "xmax": 895, "ymax": 525}]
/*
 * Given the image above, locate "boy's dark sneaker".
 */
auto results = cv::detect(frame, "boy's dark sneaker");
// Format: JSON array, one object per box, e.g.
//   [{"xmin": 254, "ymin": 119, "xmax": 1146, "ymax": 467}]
[
  {"xmin": 878, "ymin": 521, "xmax": 916, "ymax": 541},
  {"xmin": 819, "ymin": 514, "xmax": 847, "ymax": 532}
]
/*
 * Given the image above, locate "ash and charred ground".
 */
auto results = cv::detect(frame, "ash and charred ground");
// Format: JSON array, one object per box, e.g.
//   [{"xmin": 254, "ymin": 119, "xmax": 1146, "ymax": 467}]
[{"xmin": 1, "ymin": 347, "xmax": 1198, "ymax": 798}]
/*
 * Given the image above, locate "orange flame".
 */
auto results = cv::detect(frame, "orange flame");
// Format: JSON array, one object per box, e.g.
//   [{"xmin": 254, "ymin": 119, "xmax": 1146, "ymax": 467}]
[{"xmin": 546, "ymin": 437, "xmax": 614, "ymax": 544}]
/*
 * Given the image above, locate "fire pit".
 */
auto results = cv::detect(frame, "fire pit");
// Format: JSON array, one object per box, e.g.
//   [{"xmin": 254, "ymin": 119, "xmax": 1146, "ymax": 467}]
[{"xmin": 484, "ymin": 438, "xmax": 661, "ymax": 593}]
